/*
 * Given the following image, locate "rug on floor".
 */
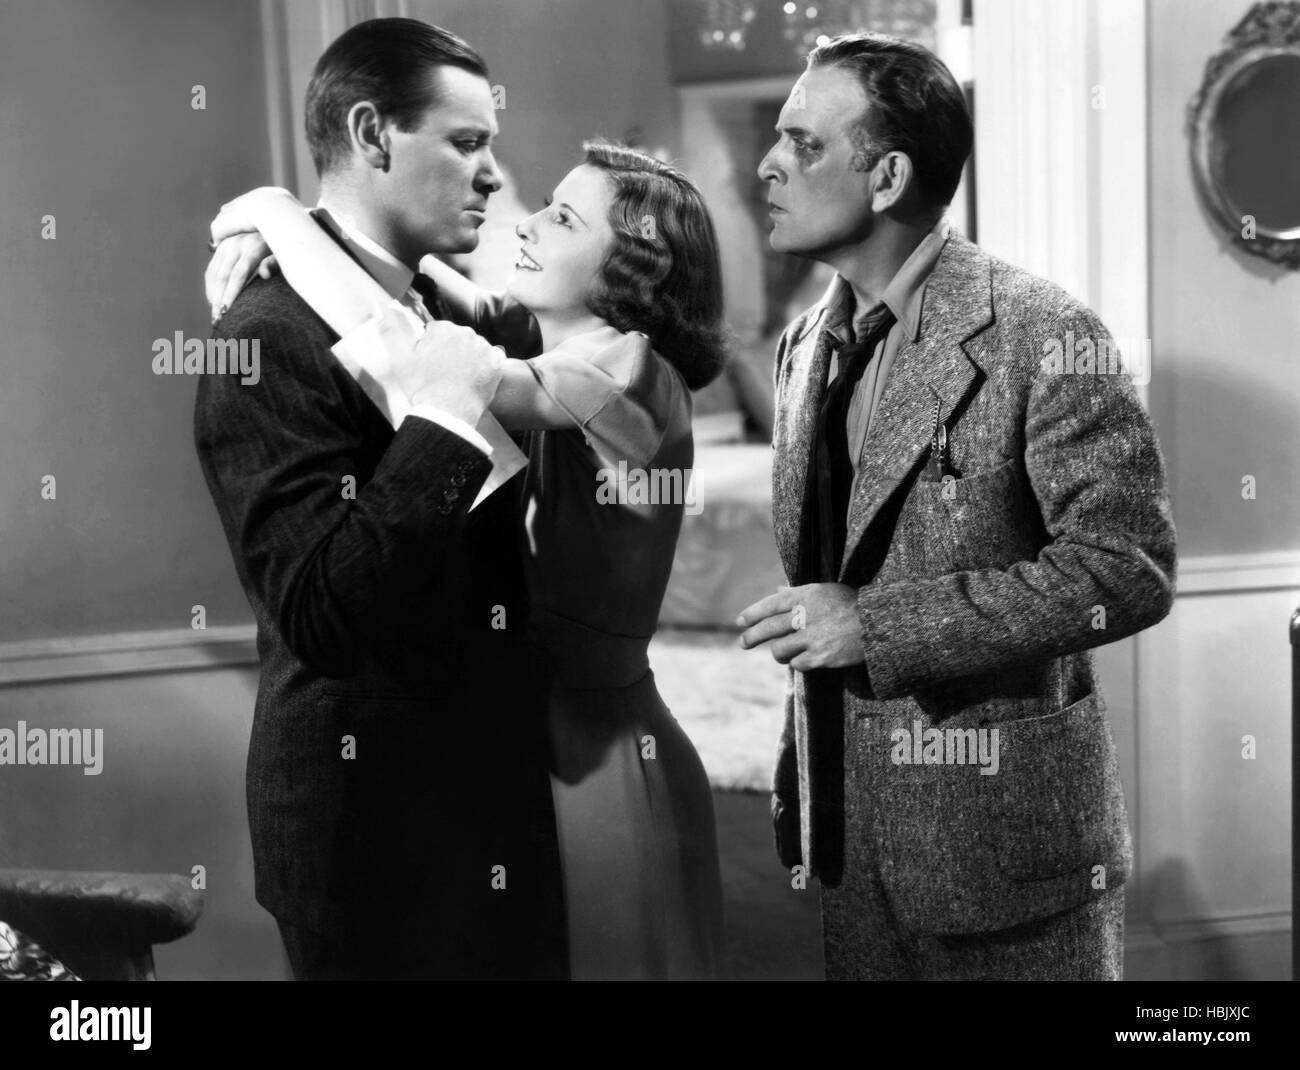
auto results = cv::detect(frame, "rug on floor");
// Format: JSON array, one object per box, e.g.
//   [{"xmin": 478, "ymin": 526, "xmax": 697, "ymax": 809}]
[{"xmin": 647, "ymin": 627, "xmax": 787, "ymax": 793}]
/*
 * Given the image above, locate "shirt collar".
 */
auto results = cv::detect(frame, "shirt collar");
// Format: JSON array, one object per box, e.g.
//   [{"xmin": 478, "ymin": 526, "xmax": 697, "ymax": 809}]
[
  {"xmin": 314, "ymin": 202, "xmax": 415, "ymax": 301},
  {"xmin": 819, "ymin": 215, "xmax": 951, "ymax": 345}
]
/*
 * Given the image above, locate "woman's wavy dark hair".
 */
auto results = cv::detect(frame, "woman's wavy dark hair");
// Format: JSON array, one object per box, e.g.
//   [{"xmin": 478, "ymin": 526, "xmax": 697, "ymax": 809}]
[{"xmin": 581, "ymin": 140, "xmax": 727, "ymax": 390}]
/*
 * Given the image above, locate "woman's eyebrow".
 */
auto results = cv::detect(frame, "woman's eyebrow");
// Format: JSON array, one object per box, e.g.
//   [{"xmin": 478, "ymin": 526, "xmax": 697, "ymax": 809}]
[
  {"xmin": 544, "ymin": 195, "xmax": 587, "ymax": 227},
  {"xmin": 558, "ymin": 202, "xmax": 587, "ymax": 226}
]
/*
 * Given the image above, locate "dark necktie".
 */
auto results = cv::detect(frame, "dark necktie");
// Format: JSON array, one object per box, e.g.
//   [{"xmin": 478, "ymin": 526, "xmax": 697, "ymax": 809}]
[
  {"xmin": 409, "ymin": 271, "xmax": 443, "ymax": 320},
  {"xmin": 810, "ymin": 306, "xmax": 896, "ymax": 581}
]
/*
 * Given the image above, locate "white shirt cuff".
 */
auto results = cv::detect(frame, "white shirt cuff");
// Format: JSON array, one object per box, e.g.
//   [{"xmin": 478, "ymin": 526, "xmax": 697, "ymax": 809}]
[
  {"xmin": 405, "ymin": 405, "xmax": 491, "ymax": 454},
  {"xmin": 329, "ymin": 302, "xmax": 527, "ymax": 511}
]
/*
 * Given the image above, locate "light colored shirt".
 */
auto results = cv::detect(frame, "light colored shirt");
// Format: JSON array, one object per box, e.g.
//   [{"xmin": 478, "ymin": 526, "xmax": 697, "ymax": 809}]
[
  {"xmin": 821, "ymin": 216, "xmax": 951, "ymax": 496},
  {"xmin": 315, "ymin": 204, "xmax": 488, "ymax": 448},
  {"xmin": 315, "ymin": 204, "xmax": 526, "ymax": 508}
]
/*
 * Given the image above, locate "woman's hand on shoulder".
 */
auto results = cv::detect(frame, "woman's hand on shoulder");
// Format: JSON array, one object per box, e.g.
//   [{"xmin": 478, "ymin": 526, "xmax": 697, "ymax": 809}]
[
  {"xmin": 205, "ymin": 233, "xmax": 277, "ymax": 324},
  {"xmin": 205, "ymin": 187, "xmax": 299, "ymax": 321},
  {"xmin": 209, "ymin": 186, "xmax": 298, "ymax": 244}
]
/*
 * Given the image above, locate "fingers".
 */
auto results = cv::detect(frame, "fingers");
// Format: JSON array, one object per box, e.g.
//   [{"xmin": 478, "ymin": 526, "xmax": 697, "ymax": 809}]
[
  {"xmin": 220, "ymin": 247, "xmax": 263, "ymax": 317},
  {"xmin": 205, "ymin": 240, "xmax": 240, "ymax": 320},
  {"xmin": 768, "ymin": 633, "xmax": 806, "ymax": 665},
  {"xmin": 738, "ymin": 609, "xmax": 799, "ymax": 650},
  {"xmin": 736, "ymin": 587, "xmax": 796, "ymax": 629},
  {"xmin": 416, "ymin": 319, "xmax": 495, "ymax": 359},
  {"xmin": 206, "ymin": 236, "xmax": 273, "ymax": 322},
  {"xmin": 788, "ymin": 650, "xmax": 817, "ymax": 672}
]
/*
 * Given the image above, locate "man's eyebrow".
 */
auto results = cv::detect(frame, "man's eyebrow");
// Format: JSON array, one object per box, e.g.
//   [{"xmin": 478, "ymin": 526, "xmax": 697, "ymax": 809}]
[
  {"xmin": 775, "ymin": 121, "xmax": 818, "ymax": 139},
  {"xmin": 448, "ymin": 124, "xmax": 495, "ymax": 139}
]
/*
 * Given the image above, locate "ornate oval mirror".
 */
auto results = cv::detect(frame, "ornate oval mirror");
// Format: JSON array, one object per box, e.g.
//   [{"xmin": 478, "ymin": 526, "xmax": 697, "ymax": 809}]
[{"xmin": 1189, "ymin": 2, "xmax": 1300, "ymax": 266}]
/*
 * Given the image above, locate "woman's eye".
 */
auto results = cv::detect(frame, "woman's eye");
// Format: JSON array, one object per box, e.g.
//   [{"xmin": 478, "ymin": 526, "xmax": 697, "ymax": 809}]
[{"xmin": 555, "ymin": 211, "xmax": 571, "ymax": 227}]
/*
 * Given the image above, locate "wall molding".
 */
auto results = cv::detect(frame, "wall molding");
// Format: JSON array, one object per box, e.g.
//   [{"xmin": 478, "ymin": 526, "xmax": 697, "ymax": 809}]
[
  {"xmin": 1130, "ymin": 908, "xmax": 1291, "ymax": 945},
  {"xmin": 1177, "ymin": 550, "xmax": 1300, "ymax": 596},
  {"xmin": 0, "ymin": 550, "xmax": 1295, "ymax": 688},
  {"xmin": 0, "ymin": 626, "xmax": 258, "ymax": 688}
]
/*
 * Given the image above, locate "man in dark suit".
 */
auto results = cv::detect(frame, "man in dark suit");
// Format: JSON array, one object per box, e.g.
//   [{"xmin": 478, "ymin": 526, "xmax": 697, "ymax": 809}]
[
  {"xmin": 194, "ymin": 19, "xmax": 566, "ymax": 980},
  {"xmin": 739, "ymin": 33, "xmax": 1175, "ymax": 979}
]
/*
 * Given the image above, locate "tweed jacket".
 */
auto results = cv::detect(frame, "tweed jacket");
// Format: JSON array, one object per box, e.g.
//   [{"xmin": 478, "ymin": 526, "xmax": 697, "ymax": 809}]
[{"xmin": 770, "ymin": 231, "xmax": 1176, "ymax": 933}]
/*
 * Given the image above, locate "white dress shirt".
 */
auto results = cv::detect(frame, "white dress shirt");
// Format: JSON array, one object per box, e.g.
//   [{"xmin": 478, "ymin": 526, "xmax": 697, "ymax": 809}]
[{"xmin": 314, "ymin": 204, "xmax": 526, "ymax": 508}]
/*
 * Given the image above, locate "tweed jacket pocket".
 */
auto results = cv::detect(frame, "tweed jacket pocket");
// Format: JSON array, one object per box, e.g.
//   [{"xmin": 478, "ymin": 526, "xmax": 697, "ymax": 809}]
[
  {"xmin": 885, "ymin": 457, "xmax": 1044, "ymax": 579},
  {"xmin": 989, "ymin": 691, "xmax": 1131, "ymax": 883},
  {"xmin": 875, "ymin": 690, "xmax": 1131, "ymax": 933}
]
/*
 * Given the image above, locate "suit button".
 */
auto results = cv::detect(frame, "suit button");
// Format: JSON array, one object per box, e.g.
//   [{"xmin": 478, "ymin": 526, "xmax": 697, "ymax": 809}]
[
  {"xmin": 451, "ymin": 472, "xmax": 468, "ymax": 487},
  {"xmin": 437, "ymin": 502, "xmax": 454, "ymax": 516},
  {"xmin": 443, "ymin": 487, "xmax": 459, "ymax": 502}
]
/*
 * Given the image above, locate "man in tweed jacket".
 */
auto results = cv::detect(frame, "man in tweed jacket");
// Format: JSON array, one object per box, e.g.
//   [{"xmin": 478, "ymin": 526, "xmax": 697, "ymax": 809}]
[{"xmin": 739, "ymin": 34, "xmax": 1175, "ymax": 979}]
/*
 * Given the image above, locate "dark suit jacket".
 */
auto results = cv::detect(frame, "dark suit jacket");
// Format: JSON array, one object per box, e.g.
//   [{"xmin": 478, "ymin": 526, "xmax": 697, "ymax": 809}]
[
  {"xmin": 194, "ymin": 240, "xmax": 566, "ymax": 978},
  {"xmin": 771, "ymin": 232, "xmax": 1176, "ymax": 934}
]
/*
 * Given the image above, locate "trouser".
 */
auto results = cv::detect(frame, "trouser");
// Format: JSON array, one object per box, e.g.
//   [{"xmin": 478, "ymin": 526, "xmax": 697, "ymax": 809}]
[{"xmin": 277, "ymin": 919, "xmax": 451, "ymax": 981}]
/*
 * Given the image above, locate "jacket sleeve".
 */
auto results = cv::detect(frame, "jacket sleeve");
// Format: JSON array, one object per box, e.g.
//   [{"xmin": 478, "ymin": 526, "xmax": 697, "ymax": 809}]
[
  {"xmin": 855, "ymin": 307, "xmax": 1177, "ymax": 698},
  {"xmin": 194, "ymin": 310, "xmax": 492, "ymax": 676}
]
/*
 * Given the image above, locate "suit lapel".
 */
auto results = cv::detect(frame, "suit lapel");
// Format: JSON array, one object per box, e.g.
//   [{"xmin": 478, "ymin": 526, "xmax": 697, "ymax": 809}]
[{"xmin": 838, "ymin": 234, "xmax": 994, "ymax": 580}]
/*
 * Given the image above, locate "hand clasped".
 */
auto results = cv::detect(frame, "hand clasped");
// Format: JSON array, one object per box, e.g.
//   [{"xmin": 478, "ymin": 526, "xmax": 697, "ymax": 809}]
[{"xmin": 735, "ymin": 582, "xmax": 866, "ymax": 671}]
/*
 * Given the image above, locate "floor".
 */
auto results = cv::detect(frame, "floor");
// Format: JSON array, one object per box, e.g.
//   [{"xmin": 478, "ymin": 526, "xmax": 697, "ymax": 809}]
[{"xmin": 713, "ymin": 790, "xmax": 824, "ymax": 981}]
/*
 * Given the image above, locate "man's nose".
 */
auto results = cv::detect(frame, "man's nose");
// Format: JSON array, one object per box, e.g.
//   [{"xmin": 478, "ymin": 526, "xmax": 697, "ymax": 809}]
[
  {"xmin": 757, "ymin": 144, "xmax": 782, "ymax": 184},
  {"xmin": 478, "ymin": 149, "xmax": 504, "ymax": 195}
]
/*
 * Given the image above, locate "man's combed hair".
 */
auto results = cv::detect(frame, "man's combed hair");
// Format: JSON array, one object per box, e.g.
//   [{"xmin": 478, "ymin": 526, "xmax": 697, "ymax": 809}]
[
  {"xmin": 808, "ymin": 32, "xmax": 972, "ymax": 208},
  {"xmin": 305, "ymin": 18, "xmax": 488, "ymax": 177},
  {"xmin": 582, "ymin": 140, "xmax": 727, "ymax": 391}
]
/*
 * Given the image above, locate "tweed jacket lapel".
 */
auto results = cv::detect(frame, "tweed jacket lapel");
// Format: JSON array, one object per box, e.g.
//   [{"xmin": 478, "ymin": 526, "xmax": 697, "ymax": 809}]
[
  {"xmin": 837, "ymin": 233, "xmax": 993, "ymax": 580},
  {"xmin": 772, "ymin": 289, "xmax": 837, "ymax": 585}
]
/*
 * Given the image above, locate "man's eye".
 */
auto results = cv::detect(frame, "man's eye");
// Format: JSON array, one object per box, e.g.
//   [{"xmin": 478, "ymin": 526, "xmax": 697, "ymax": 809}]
[{"xmin": 456, "ymin": 140, "xmax": 480, "ymax": 153}]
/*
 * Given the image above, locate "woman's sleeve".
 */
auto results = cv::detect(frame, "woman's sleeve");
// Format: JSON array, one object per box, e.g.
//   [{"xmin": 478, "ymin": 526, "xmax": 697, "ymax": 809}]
[
  {"xmin": 523, "ymin": 332, "xmax": 682, "ymax": 470},
  {"xmin": 416, "ymin": 258, "xmax": 542, "ymax": 360}
]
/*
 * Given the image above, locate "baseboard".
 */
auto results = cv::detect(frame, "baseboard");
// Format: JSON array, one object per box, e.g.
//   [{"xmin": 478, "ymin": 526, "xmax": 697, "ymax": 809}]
[{"xmin": 1125, "ymin": 910, "xmax": 1292, "ymax": 981}]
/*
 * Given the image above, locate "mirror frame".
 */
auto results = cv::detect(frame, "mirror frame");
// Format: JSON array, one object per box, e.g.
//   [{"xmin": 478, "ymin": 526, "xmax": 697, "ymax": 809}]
[{"xmin": 1188, "ymin": 1, "xmax": 1300, "ymax": 267}]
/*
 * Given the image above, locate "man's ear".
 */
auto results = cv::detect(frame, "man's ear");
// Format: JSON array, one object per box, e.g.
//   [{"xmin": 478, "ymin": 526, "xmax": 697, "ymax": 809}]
[
  {"xmin": 345, "ymin": 101, "xmax": 391, "ymax": 172},
  {"xmin": 870, "ymin": 151, "xmax": 914, "ymax": 213}
]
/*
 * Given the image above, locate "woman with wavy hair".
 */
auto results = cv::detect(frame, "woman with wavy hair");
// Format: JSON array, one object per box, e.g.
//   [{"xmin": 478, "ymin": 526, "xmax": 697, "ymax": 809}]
[{"xmin": 208, "ymin": 141, "xmax": 727, "ymax": 980}]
